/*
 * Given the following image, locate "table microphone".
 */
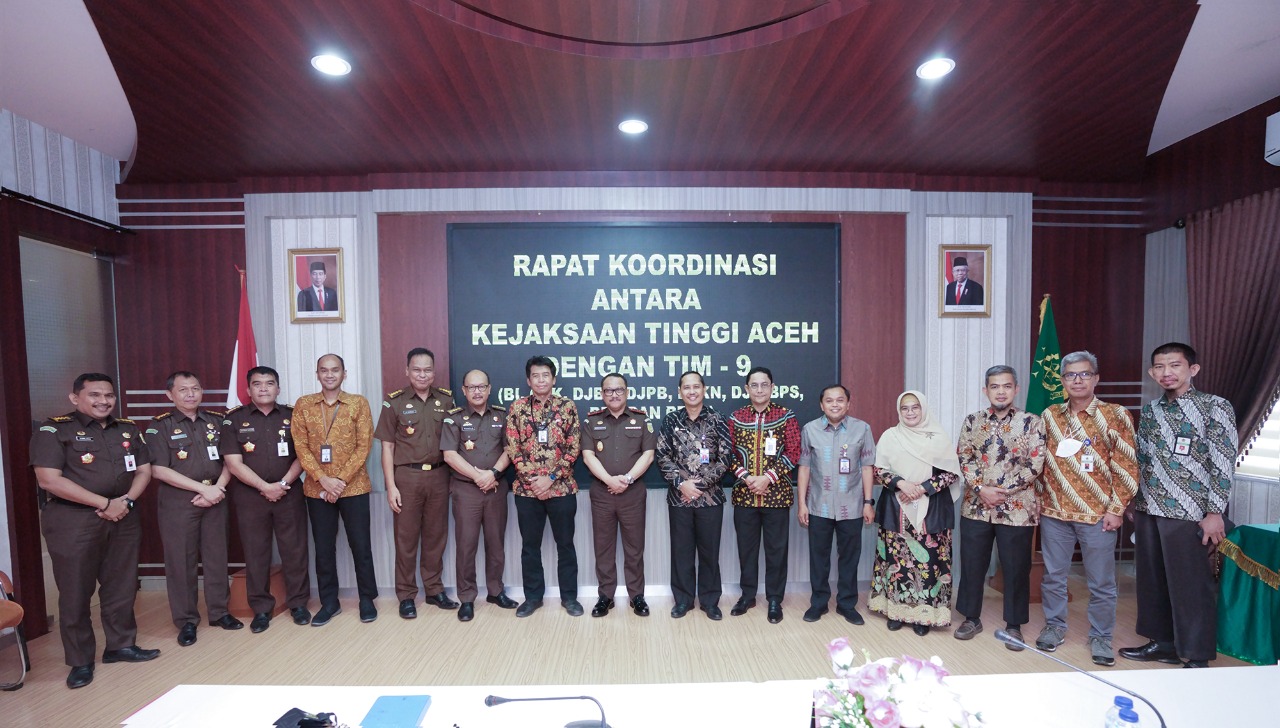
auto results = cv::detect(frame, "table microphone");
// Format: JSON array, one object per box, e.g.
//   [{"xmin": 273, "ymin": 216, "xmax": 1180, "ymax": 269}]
[
  {"xmin": 484, "ymin": 694, "xmax": 611, "ymax": 728},
  {"xmin": 993, "ymin": 629, "xmax": 1167, "ymax": 728}
]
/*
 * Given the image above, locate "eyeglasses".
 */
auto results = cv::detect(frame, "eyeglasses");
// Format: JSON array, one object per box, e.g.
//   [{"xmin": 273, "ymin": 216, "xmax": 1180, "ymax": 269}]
[
  {"xmin": 602, "ymin": 388, "xmax": 626, "ymax": 395},
  {"xmin": 463, "ymin": 384, "xmax": 490, "ymax": 392},
  {"xmin": 1062, "ymin": 372, "xmax": 1097, "ymax": 382}
]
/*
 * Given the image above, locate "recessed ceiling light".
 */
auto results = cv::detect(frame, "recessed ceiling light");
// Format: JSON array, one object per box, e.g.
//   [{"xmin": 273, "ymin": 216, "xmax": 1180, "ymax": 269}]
[
  {"xmin": 311, "ymin": 54, "xmax": 352, "ymax": 76},
  {"xmin": 916, "ymin": 57, "xmax": 955, "ymax": 80},
  {"xmin": 618, "ymin": 119, "xmax": 648, "ymax": 134}
]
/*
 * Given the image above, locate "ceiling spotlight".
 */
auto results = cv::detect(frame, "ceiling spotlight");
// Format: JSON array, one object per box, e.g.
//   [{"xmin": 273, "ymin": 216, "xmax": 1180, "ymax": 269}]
[
  {"xmin": 311, "ymin": 54, "xmax": 352, "ymax": 76},
  {"xmin": 618, "ymin": 119, "xmax": 648, "ymax": 134},
  {"xmin": 916, "ymin": 57, "xmax": 955, "ymax": 80}
]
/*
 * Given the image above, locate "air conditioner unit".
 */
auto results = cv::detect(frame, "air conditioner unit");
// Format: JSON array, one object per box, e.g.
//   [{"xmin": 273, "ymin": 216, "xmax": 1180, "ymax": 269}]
[{"xmin": 1268, "ymin": 111, "xmax": 1280, "ymax": 166}]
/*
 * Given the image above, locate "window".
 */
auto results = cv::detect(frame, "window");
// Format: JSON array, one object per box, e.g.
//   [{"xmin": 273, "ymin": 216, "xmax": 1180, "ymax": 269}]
[{"xmin": 1238, "ymin": 396, "xmax": 1280, "ymax": 480}]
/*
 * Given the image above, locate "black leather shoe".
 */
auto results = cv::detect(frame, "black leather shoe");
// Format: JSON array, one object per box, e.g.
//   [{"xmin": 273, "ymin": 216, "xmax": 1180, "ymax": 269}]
[
  {"xmin": 399, "ymin": 599, "xmax": 417, "ymax": 619},
  {"xmin": 311, "ymin": 605, "xmax": 341, "ymax": 627},
  {"xmin": 837, "ymin": 607, "xmax": 865, "ymax": 626},
  {"xmin": 913, "ymin": 624, "xmax": 931, "ymax": 636},
  {"xmin": 886, "ymin": 619, "xmax": 903, "ymax": 631},
  {"xmin": 702, "ymin": 603, "xmax": 723, "ymax": 621},
  {"xmin": 458, "ymin": 602, "xmax": 474, "ymax": 622},
  {"xmin": 210, "ymin": 614, "xmax": 244, "ymax": 630},
  {"xmin": 103, "ymin": 645, "xmax": 160, "ymax": 663},
  {"xmin": 516, "ymin": 600, "xmax": 542, "ymax": 618},
  {"xmin": 630, "ymin": 596, "xmax": 650, "ymax": 617},
  {"xmin": 670, "ymin": 602, "xmax": 691, "ymax": 618},
  {"xmin": 730, "ymin": 596, "xmax": 756, "ymax": 616},
  {"xmin": 803, "ymin": 605, "xmax": 828, "ymax": 622},
  {"xmin": 359, "ymin": 599, "xmax": 378, "ymax": 623},
  {"xmin": 66, "ymin": 664, "xmax": 94, "ymax": 689},
  {"xmin": 1183, "ymin": 660, "xmax": 1209, "ymax": 668},
  {"xmin": 563, "ymin": 598, "xmax": 584, "ymax": 617},
  {"xmin": 425, "ymin": 592, "xmax": 459, "ymax": 610},
  {"xmin": 1118, "ymin": 641, "xmax": 1181, "ymax": 665},
  {"xmin": 487, "ymin": 593, "xmax": 519, "ymax": 609},
  {"xmin": 767, "ymin": 599, "xmax": 783, "ymax": 624},
  {"xmin": 250, "ymin": 613, "xmax": 271, "ymax": 633},
  {"xmin": 290, "ymin": 607, "xmax": 312, "ymax": 625},
  {"xmin": 177, "ymin": 622, "xmax": 197, "ymax": 646},
  {"xmin": 591, "ymin": 597, "xmax": 614, "ymax": 617}
]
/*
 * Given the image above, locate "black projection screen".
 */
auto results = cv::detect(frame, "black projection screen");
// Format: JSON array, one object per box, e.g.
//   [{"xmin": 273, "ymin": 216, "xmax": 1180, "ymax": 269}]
[{"xmin": 447, "ymin": 222, "xmax": 840, "ymax": 486}]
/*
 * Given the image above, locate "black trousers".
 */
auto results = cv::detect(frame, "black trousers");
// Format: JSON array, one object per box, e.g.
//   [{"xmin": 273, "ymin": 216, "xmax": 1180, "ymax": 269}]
[
  {"xmin": 956, "ymin": 516, "xmax": 1033, "ymax": 626},
  {"xmin": 1133, "ymin": 511, "xmax": 1219, "ymax": 660},
  {"xmin": 669, "ymin": 503, "xmax": 723, "ymax": 608},
  {"xmin": 514, "ymin": 493, "xmax": 578, "ymax": 602},
  {"xmin": 808, "ymin": 514, "xmax": 863, "ymax": 612},
  {"xmin": 733, "ymin": 504, "xmax": 789, "ymax": 601},
  {"xmin": 307, "ymin": 493, "xmax": 378, "ymax": 608}
]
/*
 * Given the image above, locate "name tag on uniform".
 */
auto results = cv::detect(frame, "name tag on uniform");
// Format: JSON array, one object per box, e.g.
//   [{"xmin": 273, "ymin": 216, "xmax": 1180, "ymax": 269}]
[
  {"xmin": 124, "ymin": 454, "xmax": 137, "ymax": 472},
  {"xmin": 207, "ymin": 445, "xmax": 220, "ymax": 460},
  {"xmin": 1174, "ymin": 436, "xmax": 1192, "ymax": 455},
  {"xmin": 699, "ymin": 447, "xmax": 710, "ymax": 464},
  {"xmin": 320, "ymin": 445, "xmax": 333, "ymax": 463},
  {"xmin": 1081, "ymin": 453, "xmax": 1095, "ymax": 472},
  {"xmin": 537, "ymin": 427, "xmax": 548, "ymax": 444},
  {"xmin": 839, "ymin": 457, "xmax": 852, "ymax": 474},
  {"xmin": 278, "ymin": 441, "xmax": 290, "ymax": 457},
  {"xmin": 764, "ymin": 436, "xmax": 777, "ymax": 456}
]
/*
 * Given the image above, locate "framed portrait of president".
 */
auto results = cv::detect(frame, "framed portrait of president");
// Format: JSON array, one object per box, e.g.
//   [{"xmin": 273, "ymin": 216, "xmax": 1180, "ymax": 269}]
[
  {"xmin": 938, "ymin": 244, "xmax": 991, "ymax": 318},
  {"xmin": 288, "ymin": 248, "xmax": 344, "ymax": 323}
]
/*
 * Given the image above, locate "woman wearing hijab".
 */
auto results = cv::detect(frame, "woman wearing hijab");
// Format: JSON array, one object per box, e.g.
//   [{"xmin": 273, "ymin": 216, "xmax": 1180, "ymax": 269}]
[{"xmin": 868, "ymin": 391, "xmax": 963, "ymax": 636}]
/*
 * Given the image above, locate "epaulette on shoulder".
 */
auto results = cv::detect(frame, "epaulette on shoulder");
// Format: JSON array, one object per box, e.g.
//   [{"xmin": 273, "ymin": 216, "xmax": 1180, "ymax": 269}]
[
  {"xmin": 491, "ymin": 404, "xmax": 506, "ymax": 411},
  {"xmin": 51, "ymin": 415, "xmax": 73, "ymax": 422},
  {"xmin": 447, "ymin": 406, "xmax": 464, "ymax": 414},
  {"xmin": 225, "ymin": 404, "xmax": 244, "ymax": 414},
  {"xmin": 117, "ymin": 417, "xmax": 136, "ymax": 424},
  {"xmin": 587, "ymin": 408, "xmax": 607, "ymax": 417},
  {"xmin": 205, "ymin": 409, "xmax": 225, "ymax": 418},
  {"xmin": 628, "ymin": 407, "xmax": 648, "ymax": 416},
  {"xmin": 387, "ymin": 389, "xmax": 404, "ymax": 399},
  {"xmin": 152, "ymin": 411, "xmax": 173, "ymax": 421},
  {"xmin": 437, "ymin": 387, "xmax": 452, "ymax": 396}
]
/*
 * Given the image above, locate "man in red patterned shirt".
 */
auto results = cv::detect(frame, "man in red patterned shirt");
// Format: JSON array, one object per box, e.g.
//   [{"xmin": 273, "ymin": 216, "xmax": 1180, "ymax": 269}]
[{"xmin": 728, "ymin": 367, "xmax": 801, "ymax": 624}]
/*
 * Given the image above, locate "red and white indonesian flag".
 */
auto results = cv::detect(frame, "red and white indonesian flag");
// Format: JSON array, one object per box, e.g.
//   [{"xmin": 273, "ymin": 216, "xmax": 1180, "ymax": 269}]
[{"xmin": 225, "ymin": 271, "xmax": 258, "ymax": 408}]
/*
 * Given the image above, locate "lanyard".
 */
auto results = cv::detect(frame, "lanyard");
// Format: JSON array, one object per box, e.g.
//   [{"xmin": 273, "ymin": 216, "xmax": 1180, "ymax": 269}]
[{"xmin": 322, "ymin": 401, "xmax": 342, "ymax": 444}]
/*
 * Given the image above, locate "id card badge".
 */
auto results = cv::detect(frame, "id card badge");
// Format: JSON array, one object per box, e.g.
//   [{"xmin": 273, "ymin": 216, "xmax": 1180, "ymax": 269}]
[
  {"xmin": 764, "ymin": 436, "xmax": 777, "ymax": 456},
  {"xmin": 537, "ymin": 427, "xmax": 549, "ymax": 444},
  {"xmin": 277, "ymin": 441, "xmax": 291, "ymax": 457},
  {"xmin": 207, "ymin": 445, "xmax": 220, "ymax": 460},
  {"xmin": 1174, "ymin": 436, "xmax": 1192, "ymax": 455},
  {"xmin": 839, "ymin": 457, "xmax": 852, "ymax": 474},
  {"xmin": 124, "ymin": 454, "xmax": 137, "ymax": 472},
  {"xmin": 1081, "ymin": 454, "xmax": 1095, "ymax": 473},
  {"xmin": 320, "ymin": 444, "xmax": 333, "ymax": 463},
  {"xmin": 699, "ymin": 447, "xmax": 710, "ymax": 464}
]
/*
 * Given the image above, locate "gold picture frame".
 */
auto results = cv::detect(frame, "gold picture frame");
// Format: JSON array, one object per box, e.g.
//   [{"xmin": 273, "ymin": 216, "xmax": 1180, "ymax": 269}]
[
  {"xmin": 288, "ymin": 248, "xmax": 344, "ymax": 323},
  {"xmin": 938, "ymin": 244, "xmax": 992, "ymax": 318}
]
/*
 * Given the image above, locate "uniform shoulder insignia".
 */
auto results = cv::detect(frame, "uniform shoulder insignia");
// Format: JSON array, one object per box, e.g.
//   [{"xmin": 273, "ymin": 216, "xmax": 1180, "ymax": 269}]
[
  {"xmin": 387, "ymin": 389, "xmax": 404, "ymax": 399},
  {"xmin": 628, "ymin": 407, "xmax": 647, "ymax": 416},
  {"xmin": 437, "ymin": 387, "xmax": 452, "ymax": 396},
  {"xmin": 152, "ymin": 411, "xmax": 172, "ymax": 421},
  {"xmin": 206, "ymin": 409, "xmax": 225, "ymax": 418},
  {"xmin": 50, "ymin": 415, "xmax": 73, "ymax": 422},
  {"xmin": 587, "ymin": 408, "xmax": 607, "ymax": 417},
  {"xmin": 491, "ymin": 405, "xmax": 506, "ymax": 411},
  {"xmin": 117, "ymin": 417, "xmax": 136, "ymax": 424},
  {"xmin": 447, "ymin": 406, "xmax": 464, "ymax": 414},
  {"xmin": 225, "ymin": 404, "xmax": 244, "ymax": 414}
]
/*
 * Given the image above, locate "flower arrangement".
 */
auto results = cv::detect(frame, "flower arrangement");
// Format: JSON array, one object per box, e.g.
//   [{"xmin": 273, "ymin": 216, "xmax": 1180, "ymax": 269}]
[{"xmin": 814, "ymin": 638, "xmax": 984, "ymax": 728}]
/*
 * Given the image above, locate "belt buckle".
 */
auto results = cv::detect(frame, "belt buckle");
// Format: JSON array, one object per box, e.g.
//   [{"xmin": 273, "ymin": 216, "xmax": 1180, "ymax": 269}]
[{"xmin": 421, "ymin": 463, "xmax": 432, "ymax": 471}]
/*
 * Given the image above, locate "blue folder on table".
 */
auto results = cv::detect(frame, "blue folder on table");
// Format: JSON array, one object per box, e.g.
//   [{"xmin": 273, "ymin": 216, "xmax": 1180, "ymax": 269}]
[{"xmin": 361, "ymin": 694, "xmax": 432, "ymax": 727}]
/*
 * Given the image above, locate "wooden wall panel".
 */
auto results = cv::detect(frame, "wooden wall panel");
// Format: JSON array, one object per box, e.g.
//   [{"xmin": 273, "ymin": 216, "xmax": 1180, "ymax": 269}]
[{"xmin": 377, "ymin": 211, "xmax": 905, "ymax": 434}]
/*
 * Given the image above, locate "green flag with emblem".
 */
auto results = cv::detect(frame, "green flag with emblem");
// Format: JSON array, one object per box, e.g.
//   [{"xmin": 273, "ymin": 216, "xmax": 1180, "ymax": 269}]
[{"xmin": 1026, "ymin": 294, "xmax": 1065, "ymax": 415}]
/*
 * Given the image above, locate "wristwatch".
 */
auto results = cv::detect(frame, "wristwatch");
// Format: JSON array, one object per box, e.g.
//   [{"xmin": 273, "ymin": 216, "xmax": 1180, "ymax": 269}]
[
  {"xmin": 863, "ymin": 498, "xmax": 875, "ymax": 506},
  {"xmin": 123, "ymin": 496, "xmax": 136, "ymax": 511},
  {"xmin": 490, "ymin": 467, "xmax": 501, "ymax": 478},
  {"xmin": 548, "ymin": 472, "xmax": 557, "ymax": 482}
]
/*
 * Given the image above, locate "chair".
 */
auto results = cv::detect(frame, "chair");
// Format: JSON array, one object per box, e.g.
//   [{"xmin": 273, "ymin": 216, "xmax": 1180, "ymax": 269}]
[{"xmin": 0, "ymin": 571, "xmax": 28, "ymax": 690}]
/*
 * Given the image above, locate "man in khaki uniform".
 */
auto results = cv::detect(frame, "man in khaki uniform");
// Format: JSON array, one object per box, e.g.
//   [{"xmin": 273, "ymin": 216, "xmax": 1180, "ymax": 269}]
[
  {"xmin": 441, "ymin": 369, "xmax": 517, "ymax": 622},
  {"xmin": 375, "ymin": 347, "xmax": 458, "ymax": 619},
  {"xmin": 581, "ymin": 372, "xmax": 657, "ymax": 617}
]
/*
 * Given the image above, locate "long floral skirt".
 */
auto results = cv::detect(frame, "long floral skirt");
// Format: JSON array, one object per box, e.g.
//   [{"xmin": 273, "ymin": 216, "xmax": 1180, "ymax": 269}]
[{"xmin": 866, "ymin": 523, "xmax": 953, "ymax": 626}]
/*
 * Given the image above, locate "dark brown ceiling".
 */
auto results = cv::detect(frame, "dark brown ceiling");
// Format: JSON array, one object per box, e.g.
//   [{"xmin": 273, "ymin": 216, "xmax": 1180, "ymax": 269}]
[{"xmin": 84, "ymin": 0, "xmax": 1199, "ymax": 185}]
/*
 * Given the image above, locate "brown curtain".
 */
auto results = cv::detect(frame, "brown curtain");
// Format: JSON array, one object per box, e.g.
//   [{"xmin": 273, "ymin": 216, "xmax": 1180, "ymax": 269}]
[{"xmin": 1186, "ymin": 187, "xmax": 1280, "ymax": 448}]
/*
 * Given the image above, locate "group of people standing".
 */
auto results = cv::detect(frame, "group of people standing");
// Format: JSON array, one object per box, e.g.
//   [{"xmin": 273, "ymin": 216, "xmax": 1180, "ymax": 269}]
[{"xmin": 29, "ymin": 341, "xmax": 1235, "ymax": 690}]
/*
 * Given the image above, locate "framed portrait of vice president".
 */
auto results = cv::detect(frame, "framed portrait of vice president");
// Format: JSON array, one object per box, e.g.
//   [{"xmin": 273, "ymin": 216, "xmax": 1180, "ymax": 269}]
[
  {"xmin": 288, "ymin": 248, "xmax": 344, "ymax": 323},
  {"xmin": 938, "ymin": 244, "xmax": 991, "ymax": 318}
]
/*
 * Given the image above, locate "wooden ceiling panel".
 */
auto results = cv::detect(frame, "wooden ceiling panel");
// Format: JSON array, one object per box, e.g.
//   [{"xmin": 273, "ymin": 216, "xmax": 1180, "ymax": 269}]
[{"xmin": 81, "ymin": 0, "xmax": 1199, "ymax": 184}]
